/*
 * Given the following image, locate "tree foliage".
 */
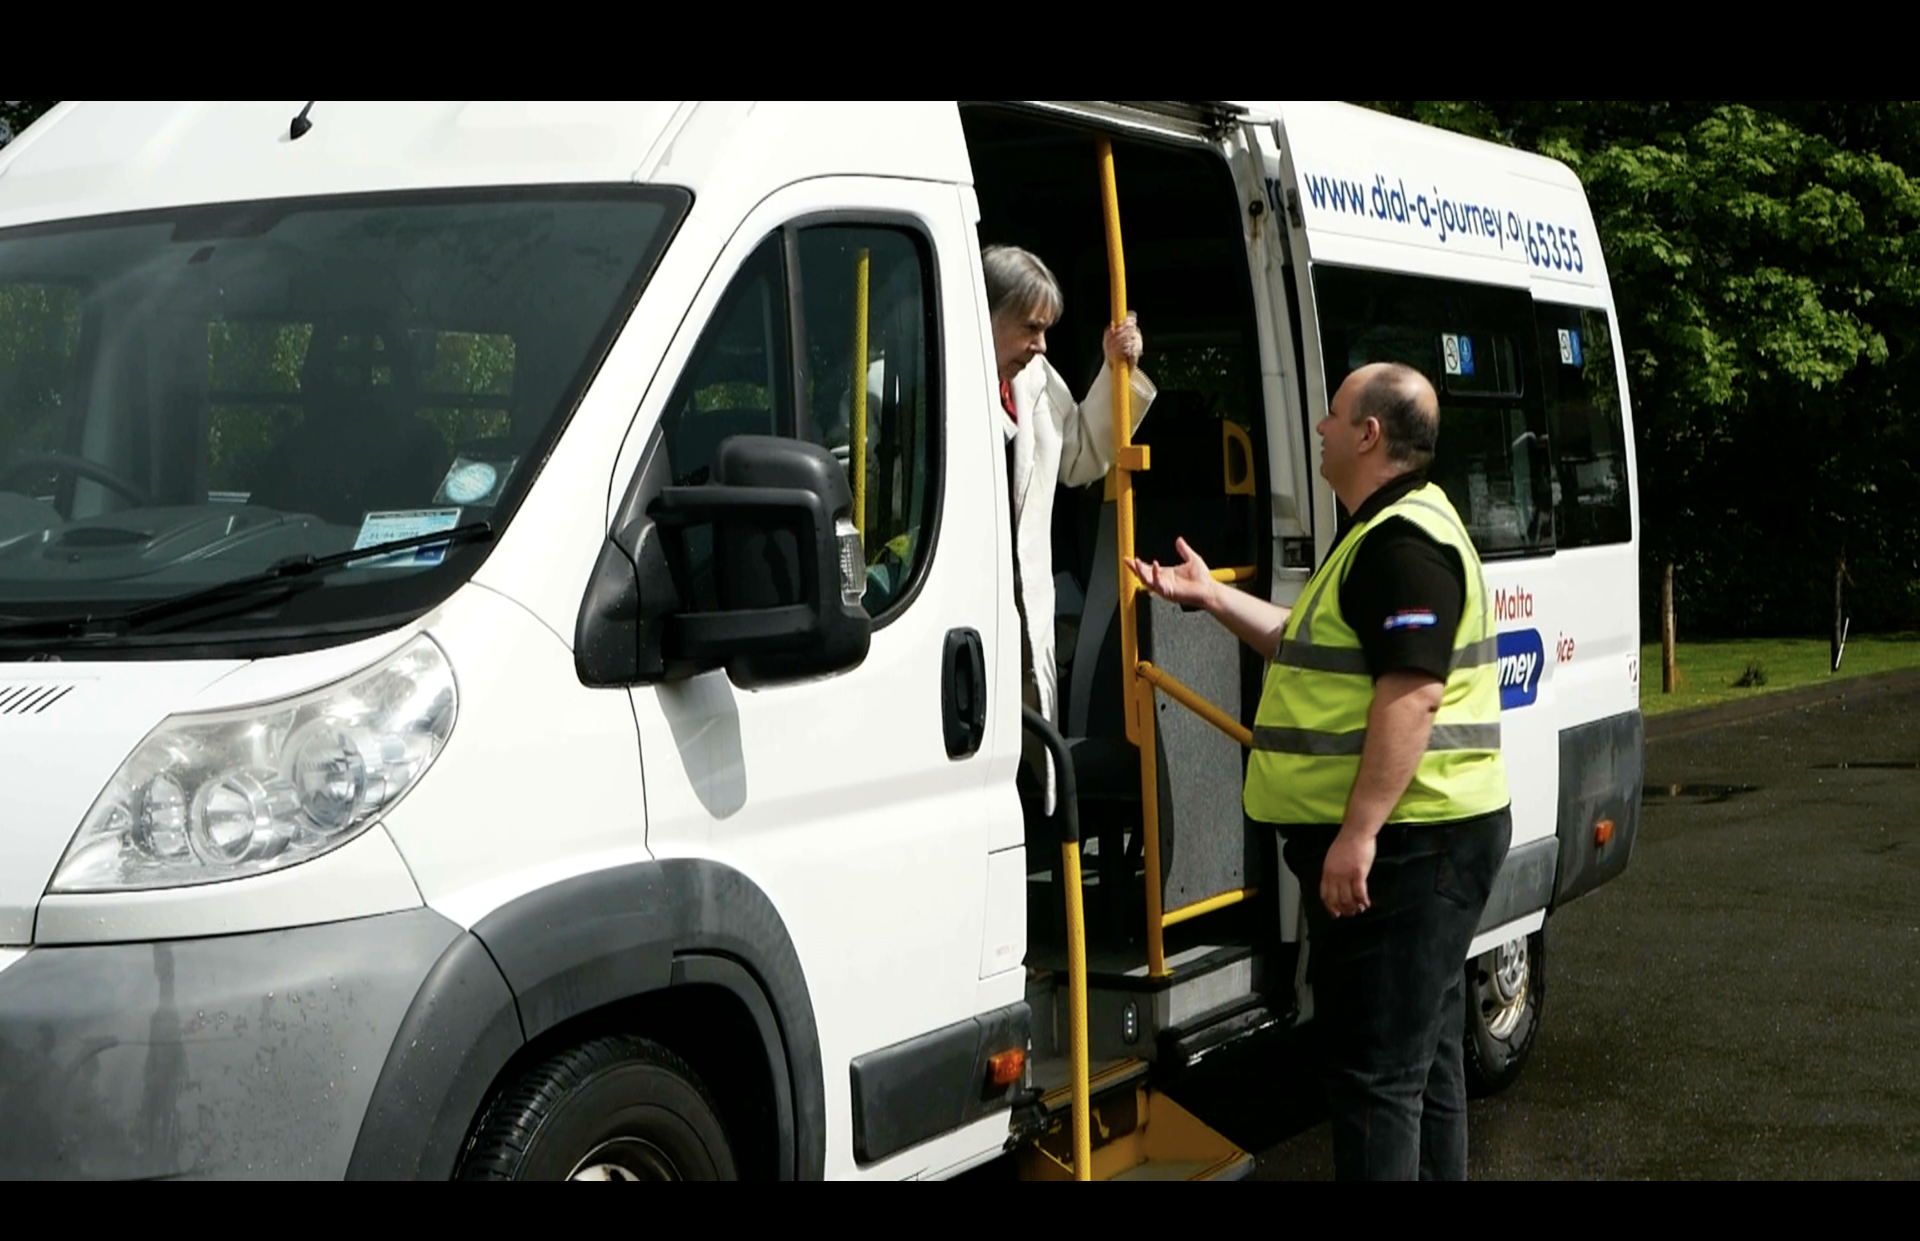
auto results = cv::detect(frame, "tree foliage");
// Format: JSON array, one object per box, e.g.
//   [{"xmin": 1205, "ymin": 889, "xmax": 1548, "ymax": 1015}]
[
  {"xmin": 0, "ymin": 100, "xmax": 57, "ymax": 144},
  {"xmin": 1358, "ymin": 102, "xmax": 1920, "ymax": 636}
]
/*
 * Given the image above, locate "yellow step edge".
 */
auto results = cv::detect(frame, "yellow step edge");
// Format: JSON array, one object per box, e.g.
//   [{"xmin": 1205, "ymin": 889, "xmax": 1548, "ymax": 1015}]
[
  {"xmin": 1038, "ymin": 1057, "xmax": 1147, "ymax": 1113},
  {"xmin": 1015, "ymin": 1083, "xmax": 1251, "ymax": 1182}
]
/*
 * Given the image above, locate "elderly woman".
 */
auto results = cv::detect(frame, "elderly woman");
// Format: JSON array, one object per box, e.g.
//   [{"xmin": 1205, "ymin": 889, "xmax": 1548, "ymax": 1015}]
[{"xmin": 984, "ymin": 244, "xmax": 1156, "ymax": 814}]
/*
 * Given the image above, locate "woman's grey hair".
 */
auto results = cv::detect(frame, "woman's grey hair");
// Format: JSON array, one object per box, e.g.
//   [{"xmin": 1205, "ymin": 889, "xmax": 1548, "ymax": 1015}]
[{"xmin": 982, "ymin": 245, "xmax": 1064, "ymax": 325}]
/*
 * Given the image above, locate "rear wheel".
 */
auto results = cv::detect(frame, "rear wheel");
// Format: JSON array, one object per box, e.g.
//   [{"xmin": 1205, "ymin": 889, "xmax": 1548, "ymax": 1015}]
[
  {"xmin": 1462, "ymin": 925, "xmax": 1545, "ymax": 1098},
  {"xmin": 458, "ymin": 1035, "xmax": 737, "ymax": 1181}
]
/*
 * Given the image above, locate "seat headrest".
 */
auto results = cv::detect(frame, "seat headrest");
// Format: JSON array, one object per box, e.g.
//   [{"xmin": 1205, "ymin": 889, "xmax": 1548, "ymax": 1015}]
[{"xmin": 301, "ymin": 316, "xmax": 418, "ymax": 402}]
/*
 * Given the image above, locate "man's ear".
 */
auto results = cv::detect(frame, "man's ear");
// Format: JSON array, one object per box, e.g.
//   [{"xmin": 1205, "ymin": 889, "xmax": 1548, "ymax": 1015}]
[{"xmin": 1359, "ymin": 415, "xmax": 1383, "ymax": 452}]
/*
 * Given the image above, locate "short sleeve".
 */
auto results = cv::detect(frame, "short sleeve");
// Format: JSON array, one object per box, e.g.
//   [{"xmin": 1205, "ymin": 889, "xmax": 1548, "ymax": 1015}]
[{"xmin": 1340, "ymin": 518, "xmax": 1466, "ymax": 682}]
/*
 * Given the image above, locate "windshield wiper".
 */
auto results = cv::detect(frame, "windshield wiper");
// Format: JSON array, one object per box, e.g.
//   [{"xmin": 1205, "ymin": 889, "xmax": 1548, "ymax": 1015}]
[{"xmin": 0, "ymin": 522, "xmax": 494, "ymax": 644}]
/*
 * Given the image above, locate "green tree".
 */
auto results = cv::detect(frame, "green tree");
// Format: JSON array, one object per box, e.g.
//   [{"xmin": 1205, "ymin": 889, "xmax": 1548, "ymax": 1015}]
[
  {"xmin": 0, "ymin": 100, "xmax": 58, "ymax": 145},
  {"xmin": 1358, "ymin": 102, "xmax": 1920, "ymax": 637}
]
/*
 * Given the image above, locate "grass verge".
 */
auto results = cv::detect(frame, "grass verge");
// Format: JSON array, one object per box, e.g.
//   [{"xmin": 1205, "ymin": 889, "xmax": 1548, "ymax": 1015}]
[{"xmin": 1638, "ymin": 633, "xmax": 1920, "ymax": 718}]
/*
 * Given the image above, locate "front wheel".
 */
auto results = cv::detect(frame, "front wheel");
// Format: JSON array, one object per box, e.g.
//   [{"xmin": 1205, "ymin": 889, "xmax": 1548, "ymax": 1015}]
[
  {"xmin": 1462, "ymin": 925, "xmax": 1545, "ymax": 1098},
  {"xmin": 458, "ymin": 1035, "xmax": 738, "ymax": 1181}
]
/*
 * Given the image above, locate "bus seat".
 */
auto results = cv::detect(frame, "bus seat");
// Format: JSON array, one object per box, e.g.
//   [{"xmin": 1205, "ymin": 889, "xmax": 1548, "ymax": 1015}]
[{"xmin": 250, "ymin": 317, "xmax": 450, "ymax": 525}]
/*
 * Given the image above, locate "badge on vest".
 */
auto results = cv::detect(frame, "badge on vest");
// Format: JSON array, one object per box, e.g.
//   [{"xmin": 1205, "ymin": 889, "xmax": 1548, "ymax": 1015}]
[{"xmin": 1383, "ymin": 610, "xmax": 1439, "ymax": 631}]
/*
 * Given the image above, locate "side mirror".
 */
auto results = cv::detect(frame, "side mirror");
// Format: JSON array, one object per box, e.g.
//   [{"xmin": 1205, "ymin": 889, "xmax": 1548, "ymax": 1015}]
[{"xmin": 578, "ymin": 431, "xmax": 871, "ymax": 690}]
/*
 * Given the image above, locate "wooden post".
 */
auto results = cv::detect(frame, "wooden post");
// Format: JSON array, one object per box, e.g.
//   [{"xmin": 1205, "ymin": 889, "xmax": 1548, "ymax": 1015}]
[{"xmin": 1661, "ymin": 563, "xmax": 1676, "ymax": 694}]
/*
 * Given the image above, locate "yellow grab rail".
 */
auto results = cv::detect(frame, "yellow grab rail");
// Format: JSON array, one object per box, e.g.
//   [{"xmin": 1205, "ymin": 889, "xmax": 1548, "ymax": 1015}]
[
  {"xmin": 1024, "ymin": 707, "xmax": 1092, "ymax": 1181},
  {"xmin": 1097, "ymin": 137, "xmax": 1168, "ymax": 980},
  {"xmin": 1134, "ymin": 668, "xmax": 1256, "ymax": 933},
  {"xmin": 851, "ymin": 247, "xmax": 870, "ymax": 543},
  {"xmin": 1164, "ymin": 887, "xmax": 1257, "ymax": 929},
  {"xmin": 1062, "ymin": 841, "xmax": 1093, "ymax": 1181},
  {"xmin": 1135, "ymin": 662, "xmax": 1253, "ymax": 750}
]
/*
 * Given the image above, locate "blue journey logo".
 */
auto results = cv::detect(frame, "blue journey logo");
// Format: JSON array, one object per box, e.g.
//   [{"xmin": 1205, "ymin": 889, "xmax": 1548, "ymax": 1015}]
[{"xmin": 1497, "ymin": 629, "xmax": 1546, "ymax": 710}]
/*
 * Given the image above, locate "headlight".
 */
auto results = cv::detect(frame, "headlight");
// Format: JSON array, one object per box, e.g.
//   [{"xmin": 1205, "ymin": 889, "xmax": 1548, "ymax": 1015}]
[{"xmin": 50, "ymin": 635, "xmax": 455, "ymax": 893}]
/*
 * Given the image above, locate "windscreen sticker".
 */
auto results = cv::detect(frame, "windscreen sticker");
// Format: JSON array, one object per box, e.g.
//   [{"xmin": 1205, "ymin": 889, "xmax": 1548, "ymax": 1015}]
[
  {"xmin": 352, "ymin": 507, "xmax": 464, "ymax": 569},
  {"xmin": 434, "ymin": 455, "xmax": 519, "ymax": 507},
  {"xmin": 1442, "ymin": 333, "xmax": 1476, "ymax": 376}
]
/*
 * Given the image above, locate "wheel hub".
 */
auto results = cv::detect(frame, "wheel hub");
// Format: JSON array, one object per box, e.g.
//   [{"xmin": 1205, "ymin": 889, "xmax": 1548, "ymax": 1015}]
[
  {"xmin": 1477, "ymin": 937, "xmax": 1530, "ymax": 1040},
  {"xmin": 568, "ymin": 1137, "xmax": 681, "ymax": 1181}
]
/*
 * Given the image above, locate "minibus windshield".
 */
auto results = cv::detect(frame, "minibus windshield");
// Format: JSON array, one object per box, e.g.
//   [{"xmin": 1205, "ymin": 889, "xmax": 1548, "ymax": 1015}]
[{"xmin": 0, "ymin": 186, "xmax": 687, "ymax": 655}]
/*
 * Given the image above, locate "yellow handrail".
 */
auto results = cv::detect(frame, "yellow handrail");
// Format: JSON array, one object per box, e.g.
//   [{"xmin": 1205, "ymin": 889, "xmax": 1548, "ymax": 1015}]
[
  {"xmin": 1096, "ymin": 137, "xmax": 1168, "ymax": 982},
  {"xmin": 1136, "ymin": 662, "xmax": 1253, "ymax": 750},
  {"xmin": 1132, "ymin": 667, "xmax": 1255, "ymax": 933},
  {"xmin": 851, "ymin": 247, "xmax": 870, "ymax": 543},
  {"xmin": 1164, "ymin": 887, "xmax": 1257, "ymax": 929},
  {"xmin": 1062, "ymin": 840, "xmax": 1093, "ymax": 1181}
]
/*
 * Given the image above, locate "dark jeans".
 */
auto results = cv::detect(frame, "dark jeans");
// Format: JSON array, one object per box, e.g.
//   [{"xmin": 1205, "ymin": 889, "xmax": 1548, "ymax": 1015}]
[{"xmin": 1282, "ymin": 807, "xmax": 1512, "ymax": 1181}]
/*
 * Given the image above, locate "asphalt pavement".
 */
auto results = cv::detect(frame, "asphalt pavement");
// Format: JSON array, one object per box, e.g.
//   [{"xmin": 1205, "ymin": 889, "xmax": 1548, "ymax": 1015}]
[{"xmin": 1170, "ymin": 668, "xmax": 1920, "ymax": 1180}]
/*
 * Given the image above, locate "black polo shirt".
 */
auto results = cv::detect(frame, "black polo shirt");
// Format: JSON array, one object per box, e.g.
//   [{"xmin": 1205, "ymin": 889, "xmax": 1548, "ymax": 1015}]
[{"xmin": 1330, "ymin": 472, "xmax": 1466, "ymax": 685}]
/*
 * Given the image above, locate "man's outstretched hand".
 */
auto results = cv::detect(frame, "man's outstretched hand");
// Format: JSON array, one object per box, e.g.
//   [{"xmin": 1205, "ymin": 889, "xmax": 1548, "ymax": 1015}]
[{"xmin": 1126, "ymin": 537, "xmax": 1218, "ymax": 612}]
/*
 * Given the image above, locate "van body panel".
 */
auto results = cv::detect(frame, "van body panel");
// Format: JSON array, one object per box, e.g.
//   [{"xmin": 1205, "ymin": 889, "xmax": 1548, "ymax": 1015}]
[
  {"xmin": 380, "ymin": 585, "xmax": 649, "ymax": 929},
  {"xmin": 0, "ymin": 659, "xmax": 245, "ymax": 945},
  {"xmin": 0, "ymin": 99, "xmax": 1644, "ymax": 1179},
  {"xmin": 0, "ymin": 906, "xmax": 461, "ymax": 1180}
]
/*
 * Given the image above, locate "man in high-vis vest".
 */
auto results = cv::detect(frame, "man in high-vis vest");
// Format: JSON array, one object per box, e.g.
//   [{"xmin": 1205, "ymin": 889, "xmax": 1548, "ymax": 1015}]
[{"xmin": 1127, "ymin": 360, "xmax": 1512, "ymax": 1181}]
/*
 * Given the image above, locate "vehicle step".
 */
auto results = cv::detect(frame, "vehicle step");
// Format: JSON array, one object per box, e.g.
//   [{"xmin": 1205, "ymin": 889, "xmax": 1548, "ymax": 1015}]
[
  {"xmin": 1159, "ymin": 997, "xmax": 1295, "ymax": 1075},
  {"xmin": 1027, "ymin": 941, "xmax": 1268, "ymax": 1064},
  {"xmin": 1031, "ymin": 1054, "xmax": 1149, "ymax": 1112},
  {"xmin": 1109, "ymin": 1152, "xmax": 1254, "ymax": 1181},
  {"xmin": 1013, "ymin": 1081, "xmax": 1250, "ymax": 1182}
]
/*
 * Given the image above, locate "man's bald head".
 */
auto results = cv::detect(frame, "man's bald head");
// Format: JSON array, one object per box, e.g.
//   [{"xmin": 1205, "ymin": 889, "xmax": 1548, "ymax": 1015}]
[{"xmin": 1348, "ymin": 362, "xmax": 1439, "ymax": 473}]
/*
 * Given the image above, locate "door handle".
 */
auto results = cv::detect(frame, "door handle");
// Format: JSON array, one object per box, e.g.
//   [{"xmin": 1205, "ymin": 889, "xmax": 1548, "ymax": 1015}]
[{"xmin": 942, "ymin": 627, "xmax": 987, "ymax": 759}]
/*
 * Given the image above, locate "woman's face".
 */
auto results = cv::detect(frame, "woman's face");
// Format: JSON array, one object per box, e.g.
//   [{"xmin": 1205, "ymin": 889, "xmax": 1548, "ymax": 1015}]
[{"xmin": 993, "ymin": 302, "xmax": 1054, "ymax": 385}]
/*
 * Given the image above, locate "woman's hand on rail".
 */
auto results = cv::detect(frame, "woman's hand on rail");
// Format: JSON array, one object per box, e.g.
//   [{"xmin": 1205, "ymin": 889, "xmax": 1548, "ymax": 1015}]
[{"xmin": 1104, "ymin": 312, "xmax": 1143, "ymax": 370}]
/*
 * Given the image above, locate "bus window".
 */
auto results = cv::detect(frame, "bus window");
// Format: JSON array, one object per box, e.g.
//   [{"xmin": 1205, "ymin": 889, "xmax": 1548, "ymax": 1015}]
[
  {"xmin": 205, "ymin": 319, "xmax": 312, "ymax": 502},
  {"xmin": 1536, "ymin": 303, "xmax": 1631, "ymax": 548},
  {"xmin": 205, "ymin": 320, "xmax": 522, "ymax": 511},
  {"xmin": 1310, "ymin": 265, "xmax": 1553, "ymax": 559},
  {"xmin": 0, "ymin": 282, "xmax": 82, "ymax": 505},
  {"xmin": 793, "ymin": 224, "xmax": 940, "ymax": 619},
  {"xmin": 655, "ymin": 224, "xmax": 940, "ymax": 623},
  {"xmin": 1438, "ymin": 332, "xmax": 1522, "ymax": 400}
]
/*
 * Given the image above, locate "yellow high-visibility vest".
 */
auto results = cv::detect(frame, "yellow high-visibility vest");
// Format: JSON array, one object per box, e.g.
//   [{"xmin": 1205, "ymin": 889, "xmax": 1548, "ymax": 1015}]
[{"xmin": 1244, "ymin": 481, "xmax": 1508, "ymax": 826}]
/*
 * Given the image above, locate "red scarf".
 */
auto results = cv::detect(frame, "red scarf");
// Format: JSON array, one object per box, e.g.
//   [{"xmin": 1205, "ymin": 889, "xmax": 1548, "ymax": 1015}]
[{"xmin": 1000, "ymin": 378, "xmax": 1017, "ymax": 423}]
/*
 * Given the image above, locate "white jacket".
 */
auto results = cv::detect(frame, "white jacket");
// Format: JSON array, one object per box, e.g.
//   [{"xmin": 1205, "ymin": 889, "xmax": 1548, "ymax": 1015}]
[{"xmin": 1003, "ymin": 354, "xmax": 1156, "ymax": 813}]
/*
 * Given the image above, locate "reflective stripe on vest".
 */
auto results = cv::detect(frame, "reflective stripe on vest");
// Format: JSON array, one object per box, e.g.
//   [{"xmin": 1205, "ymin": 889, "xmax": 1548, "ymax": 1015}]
[{"xmin": 1243, "ymin": 482, "xmax": 1509, "ymax": 826}]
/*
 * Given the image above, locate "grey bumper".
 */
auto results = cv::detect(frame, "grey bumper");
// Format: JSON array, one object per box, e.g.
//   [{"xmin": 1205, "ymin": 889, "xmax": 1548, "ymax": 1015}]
[{"xmin": 0, "ymin": 908, "xmax": 463, "ymax": 1180}]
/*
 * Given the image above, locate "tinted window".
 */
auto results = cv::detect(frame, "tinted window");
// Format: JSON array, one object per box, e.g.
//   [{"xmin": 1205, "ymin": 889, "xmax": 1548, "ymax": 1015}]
[
  {"xmin": 657, "ymin": 223, "xmax": 940, "ymax": 620},
  {"xmin": 1311, "ymin": 265, "xmax": 1554, "ymax": 559},
  {"xmin": 0, "ymin": 188, "xmax": 687, "ymax": 646},
  {"xmin": 0, "ymin": 282, "xmax": 82, "ymax": 507},
  {"xmin": 1537, "ymin": 303, "xmax": 1632, "ymax": 548}
]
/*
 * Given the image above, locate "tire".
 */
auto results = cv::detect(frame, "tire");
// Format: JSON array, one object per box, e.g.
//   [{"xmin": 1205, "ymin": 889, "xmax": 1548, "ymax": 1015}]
[
  {"xmin": 1462, "ymin": 925, "xmax": 1545, "ymax": 1098},
  {"xmin": 458, "ymin": 1035, "xmax": 738, "ymax": 1181}
]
